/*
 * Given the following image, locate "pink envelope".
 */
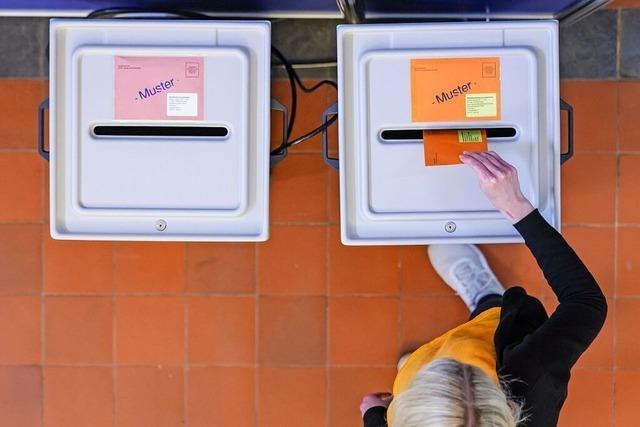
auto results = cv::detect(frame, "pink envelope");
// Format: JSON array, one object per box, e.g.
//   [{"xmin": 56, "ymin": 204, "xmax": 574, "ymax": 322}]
[{"xmin": 115, "ymin": 56, "xmax": 204, "ymax": 120}]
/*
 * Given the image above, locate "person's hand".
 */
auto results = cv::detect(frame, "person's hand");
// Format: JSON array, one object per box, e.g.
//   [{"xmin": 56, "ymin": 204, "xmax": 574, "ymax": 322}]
[
  {"xmin": 359, "ymin": 392, "xmax": 393, "ymax": 417},
  {"xmin": 459, "ymin": 151, "xmax": 534, "ymax": 224}
]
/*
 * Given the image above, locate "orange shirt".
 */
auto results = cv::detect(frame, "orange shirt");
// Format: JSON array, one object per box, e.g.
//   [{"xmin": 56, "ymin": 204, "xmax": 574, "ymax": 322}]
[{"xmin": 388, "ymin": 307, "xmax": 501, "ymax": 425}]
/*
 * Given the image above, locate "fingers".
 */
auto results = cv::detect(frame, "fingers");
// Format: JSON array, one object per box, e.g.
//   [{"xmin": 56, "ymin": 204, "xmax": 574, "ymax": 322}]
[
  {"xmin": 363, "ymin": 392, "xmax": 391, "ymax": 400},
  {"xmin": 462, "ymin": 151, "xmax": 518, "ymax": 180},
  {"xmin": 375, "ymin": 392, "xmax": 393, "ymax": 402},
  {"xmin": 470, "ymin": 151, "xmax": 505, "ymax": 176},
  {"xmin": 485, "ymin": 151, "xmax": 517, "ymax": 173},
  {"xmin": 360, "ymin": 392, "xmax": 393, "ymax": 415},
  {"xmin": 479, "ymin": 151, "xmax": 505, "ymax": 171},
  {"xmin": 460, "ymin": 152, "xmax": 496, "ymax": 182}
]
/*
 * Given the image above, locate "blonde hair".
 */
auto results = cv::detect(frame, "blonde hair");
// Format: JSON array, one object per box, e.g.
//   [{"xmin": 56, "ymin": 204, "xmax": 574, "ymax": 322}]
[{"xmin": 389, "ymin": 358, "xmax": 526, "ymax": 427}]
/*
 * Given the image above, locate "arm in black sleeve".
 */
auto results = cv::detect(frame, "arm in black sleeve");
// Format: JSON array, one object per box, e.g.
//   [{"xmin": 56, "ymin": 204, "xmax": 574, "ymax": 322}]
[
  {"xmin": 363, "ymin": 407, "xmax": 388, "ymax": 427},
  {"xmin": 513, "ymin": 209, "xmax": 607, "ymax": 372}
]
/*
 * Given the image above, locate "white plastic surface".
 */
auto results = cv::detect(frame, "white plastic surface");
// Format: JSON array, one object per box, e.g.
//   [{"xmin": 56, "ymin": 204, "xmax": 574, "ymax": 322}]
[
  {"xmin": 77, "ymin": 46, "xmax": 248, "ymax": 212},
  {"xmin": 337, "ymin": 21, "xmax": 561, "ymax": 245},
  {"xmin": 49, "ymin": 20, "xmax": 271, "ymax": 241}
]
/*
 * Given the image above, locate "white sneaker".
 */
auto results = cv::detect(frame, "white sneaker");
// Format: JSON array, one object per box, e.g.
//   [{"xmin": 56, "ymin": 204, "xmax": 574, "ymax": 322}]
[{"xmin": 427, "ymin": 244, "xmax": 505, "ymax": 312}]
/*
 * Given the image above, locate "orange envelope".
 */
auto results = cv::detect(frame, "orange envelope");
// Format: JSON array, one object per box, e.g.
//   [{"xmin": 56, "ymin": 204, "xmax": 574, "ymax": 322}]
[
  {"xmin": 423, "ymin": 129, "xmax": 487, "ymax": 166},
  {"xmin": 411, "ymin": 57, "xmax": 501, "ymax": 122}
]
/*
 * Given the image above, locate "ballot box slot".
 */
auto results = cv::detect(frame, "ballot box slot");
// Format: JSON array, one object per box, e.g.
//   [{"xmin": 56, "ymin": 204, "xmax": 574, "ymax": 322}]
[
  {"xmin": 379, "ymin": 127, "xmax": 517, "ymax": 142},
  {"xmin": 92, "ymin": 125, "xmax": 230, "ymax": 138}
]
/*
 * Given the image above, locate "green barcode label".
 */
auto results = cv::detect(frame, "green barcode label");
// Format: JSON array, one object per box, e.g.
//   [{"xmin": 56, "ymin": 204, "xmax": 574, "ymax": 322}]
[{"xmin": 457, "ymin": 130, "xmax": 482, "ymax": 143}]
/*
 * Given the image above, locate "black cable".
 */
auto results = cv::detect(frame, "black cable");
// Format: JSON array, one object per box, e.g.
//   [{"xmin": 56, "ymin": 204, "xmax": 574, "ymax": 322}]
[
  {"xmin": 270, "ymin": 46, "xmax": 298, "ymax": 140},
  {"xmin": 292, "ymin": 72, "xmax": 337, "ymax": 93},
  {"xmin": 272, "ymin": 58, "xmax": 338, "ymax": 92},
  {"xmin": 270, "ymin": 48, "xmax": 338, "ymax": 155},
  {"xmin": 277, "ymin": 77, "xmax": 338, "ymax": 152},
  {"xmin": 283, "ymin": 114, "xmax": 337, "ymax": 149},
  {"xmin": 297, "ymin": 79, "xmax": 338, "ymax": 92},
  {"xmin": 87, "ymin": 7, "xmax": 211, "ymax": 19}
]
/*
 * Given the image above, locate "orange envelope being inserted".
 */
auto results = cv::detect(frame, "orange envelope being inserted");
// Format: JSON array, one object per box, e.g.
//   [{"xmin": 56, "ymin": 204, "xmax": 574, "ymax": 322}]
[{"xmin": 423, "ymin": 129, "xmax": 487, "ymax": 166}]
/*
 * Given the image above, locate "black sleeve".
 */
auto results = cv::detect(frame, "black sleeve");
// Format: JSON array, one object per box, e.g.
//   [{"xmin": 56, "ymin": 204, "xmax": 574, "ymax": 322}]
[
  {"xmin": 513, "ymin": 209, "xmax": 608, "ymax": 373},
  {"xmin": 363, "ymin": 406, "xmax": 388, "ymax": 427}
]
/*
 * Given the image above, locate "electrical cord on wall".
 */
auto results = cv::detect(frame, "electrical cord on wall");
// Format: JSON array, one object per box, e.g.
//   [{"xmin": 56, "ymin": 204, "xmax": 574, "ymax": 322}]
[
  {"xmin": 86, "ymin": 7, "xmax": 210, "ymax": 19},
  {"xmin": 85, "ymin": 7, "xmax": 338, "ymax": 160},
  {"xmin": 270, "ymin": 46, "xmax": 298, "ymax": 139}
]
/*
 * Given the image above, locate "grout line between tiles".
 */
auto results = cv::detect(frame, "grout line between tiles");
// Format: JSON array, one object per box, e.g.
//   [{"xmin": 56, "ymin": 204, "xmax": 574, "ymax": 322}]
[
  {"xmin": 42, "ymin": 289, "xmax": 631, "ymax": 297},
  {"xmin": 0, "ymin": 148, "xmax": 39, "ymax": 153},
  {"xmin": 396, "ymin": 247, "xmax": 402, "ymax": 364},
  {"xmin": 0, "ymin": 362, "xmax": 399, "ymax": 368},
  {"xmin": 34, "ymin": 290, "xmax": 422, "ymax": 297},
  {"xmin": 616, "ymin": 223, "xmax": 640, "ymax": 228},
  {"xmin": 111, "ymin": 242, "xmax": 117, "ymax": 427},
  {"xmin": 88, "ymin": 291, "xmax": 426, "ymax": 298},
  {"xmin": 24, "ymin": 362, "xmax": 261, "ymax": 368},
  {"xmin": 254, "ymin": 241, "xmax": 259, "ymax": 427},
  {"xmin": 570, "ymin": 366, "xmax": 617, "ymax": 373},
  {"xmin": 610, "ymin": 295, "xmax": 640, "ymax": 300},
  {"xmin": 39, "ymin": 223, "xmax": 45, "ymax": 427},
  {"xmin": 324, "ymin": 214, "xmax": 330, "ymax": 427},
  {"xmin": 561, "ymin": 222, "xmax": 618, "ymax": 228},
  {"xmin": 42, "ymin": 291, "xmax": 258, "ymax": 297},
  {"xmin": 612, "ymin": 80, "xmax": 621, "ymax": 427},
  {"xmin": 183, "ymin": 242, "xmax": 189, "ymax": 427}
]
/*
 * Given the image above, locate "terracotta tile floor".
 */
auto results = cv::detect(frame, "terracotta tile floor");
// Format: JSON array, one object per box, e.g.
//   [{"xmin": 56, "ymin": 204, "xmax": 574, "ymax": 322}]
[{"xmin": 0, "ymin": 79, "xmax": 638, "ymax": 426}]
